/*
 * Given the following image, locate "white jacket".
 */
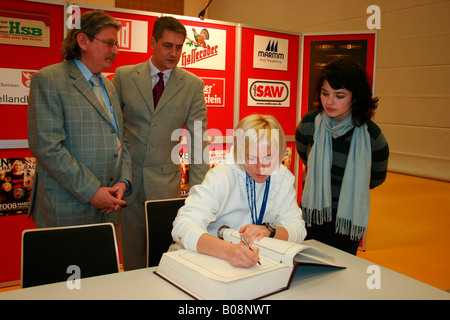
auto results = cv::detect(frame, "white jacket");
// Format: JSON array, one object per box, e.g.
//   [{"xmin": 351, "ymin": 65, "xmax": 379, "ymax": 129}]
[{"xmin": 172, "ymin": 163, "xmax": 306, "ymax": 251}]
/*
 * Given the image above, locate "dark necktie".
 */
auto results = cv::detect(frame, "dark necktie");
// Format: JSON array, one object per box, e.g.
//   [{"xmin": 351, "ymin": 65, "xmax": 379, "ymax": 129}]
[{"xmin": 153, "ymin": 72, "xmax": 164, "ymax": 108}]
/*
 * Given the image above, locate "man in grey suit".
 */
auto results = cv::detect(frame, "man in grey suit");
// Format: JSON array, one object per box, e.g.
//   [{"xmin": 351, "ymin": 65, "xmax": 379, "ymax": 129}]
[
  {"xmin": 113, "ymin": 16, "xmax": 209, "ymax": 270},
  {"xmin": 28, "ymin": 11, "xmax": 132, "ymax": 228}
]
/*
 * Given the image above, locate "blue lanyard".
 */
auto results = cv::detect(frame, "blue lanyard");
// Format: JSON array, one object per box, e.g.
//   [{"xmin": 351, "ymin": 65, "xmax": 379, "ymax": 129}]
[{"xmin": 245, "ymin": 172, "xmax": 271, "ymax": 225}]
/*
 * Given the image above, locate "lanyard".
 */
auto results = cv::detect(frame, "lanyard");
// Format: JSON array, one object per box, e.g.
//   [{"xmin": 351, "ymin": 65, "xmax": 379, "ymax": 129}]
[{"xmin": 245, "ymin": 172, "xmax": 271, "ymax": 225}]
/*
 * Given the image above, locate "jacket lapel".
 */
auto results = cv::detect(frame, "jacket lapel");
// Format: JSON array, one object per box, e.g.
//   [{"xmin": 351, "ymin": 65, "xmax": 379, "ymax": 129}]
[
  {"xmin": 67, "ymin": 60, "xmax": 113, "ymax": 125},
  {"xmin": 133, "ymin": 63, "xmax": 185, "ymax": 115},
  {"xmin": 133, "ymin": 62, "xmax": 155, "ymax": 113},
  {"xmin": 105, "ymin": 80, "xmax": 123, "ymax": 137}
]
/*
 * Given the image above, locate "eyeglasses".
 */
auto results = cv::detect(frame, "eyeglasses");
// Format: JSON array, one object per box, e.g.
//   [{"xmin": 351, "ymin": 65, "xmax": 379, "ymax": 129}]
[{"xmin": 91, "ymin": 35, "xmax": 120, "ymax": 48}]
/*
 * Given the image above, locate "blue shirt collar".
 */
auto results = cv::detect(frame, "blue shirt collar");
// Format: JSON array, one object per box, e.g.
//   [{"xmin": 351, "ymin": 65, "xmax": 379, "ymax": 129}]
[{"xmin": 74, "ymin": 58, "xmax": 102, "ymax": 86}]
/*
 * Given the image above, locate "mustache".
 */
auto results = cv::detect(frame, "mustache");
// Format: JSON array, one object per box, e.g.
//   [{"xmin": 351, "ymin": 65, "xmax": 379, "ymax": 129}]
[{"xmin": 106, "ymin": 55, "xmax": 116, "ymax": 61}]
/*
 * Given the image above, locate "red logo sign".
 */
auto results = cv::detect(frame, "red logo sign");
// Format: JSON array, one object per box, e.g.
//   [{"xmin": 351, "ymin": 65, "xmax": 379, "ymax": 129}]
[
  {"xmin": 116, "ymin": 19, "xmax": 132, "ymax": 51},
  {"xmin": 250, "ymin": 81, "xmax": 288, "ymax": 102},
  {"xmin": 22, "ymin": 71, "xmax": 35, "ymax": 88},
  {"xmin": 202, "ymin": 78, "xmax": 225, "ymax": 107}
]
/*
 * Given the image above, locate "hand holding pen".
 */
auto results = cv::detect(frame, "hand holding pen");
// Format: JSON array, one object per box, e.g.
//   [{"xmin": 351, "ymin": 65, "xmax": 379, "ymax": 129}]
[{"xmin": 240, "ymin": 235, "xmax": 261, "ymax": 266}]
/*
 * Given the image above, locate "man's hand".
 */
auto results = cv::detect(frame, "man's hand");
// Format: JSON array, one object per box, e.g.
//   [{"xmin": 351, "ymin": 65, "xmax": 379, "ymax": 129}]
[
  {"xmin": 111, "ymin": 181, "xmax": 127, "ymax": 200},
  {"xmin": 89, "ymin": 183, "xmax": 127, "ymax": 214}
]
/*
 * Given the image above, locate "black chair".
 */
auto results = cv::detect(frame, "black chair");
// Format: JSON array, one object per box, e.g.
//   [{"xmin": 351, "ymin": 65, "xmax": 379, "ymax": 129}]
[
  {"xmin": 21, "ymin": 223, "xmax": 120, "ymax": 288},
  {"xmin": 145, "ymin": 198, "xmax": 185, "ymax": 267}
]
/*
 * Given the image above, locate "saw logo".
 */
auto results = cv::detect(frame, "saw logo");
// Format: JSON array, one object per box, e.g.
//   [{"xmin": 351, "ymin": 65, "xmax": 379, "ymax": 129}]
[
  {"xmin": 180, "ymin": 25, "xmax": 226, "ymax": 70},
  {"xmin": 248, "ymin": 79, "xmax": 290, "ymax": 107}
]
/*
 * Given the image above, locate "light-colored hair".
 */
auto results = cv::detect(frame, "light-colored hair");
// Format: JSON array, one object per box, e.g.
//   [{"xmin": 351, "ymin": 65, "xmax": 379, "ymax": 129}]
[{"xmin": 233, "ymin": 114, "xmax": 286, "ymax": 169}]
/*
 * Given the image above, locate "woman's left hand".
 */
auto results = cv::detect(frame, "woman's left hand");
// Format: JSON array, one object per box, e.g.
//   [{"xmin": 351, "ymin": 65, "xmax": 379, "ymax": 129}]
[{"xmin": 239, "ymin": 224, "xmax": 271, "ymax": 245}]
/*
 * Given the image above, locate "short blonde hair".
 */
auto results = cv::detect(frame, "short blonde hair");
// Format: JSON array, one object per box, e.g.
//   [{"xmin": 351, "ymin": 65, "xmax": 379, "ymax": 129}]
[{"xmin": 233, "ymin": 114, "xmax": 286, "ymax": 168}]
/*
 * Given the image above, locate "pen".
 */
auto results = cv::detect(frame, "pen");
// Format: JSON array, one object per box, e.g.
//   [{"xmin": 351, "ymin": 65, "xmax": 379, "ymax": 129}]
[{"xmin": 240, "ymin": 235, "xmax": 261, "ymax": 266}]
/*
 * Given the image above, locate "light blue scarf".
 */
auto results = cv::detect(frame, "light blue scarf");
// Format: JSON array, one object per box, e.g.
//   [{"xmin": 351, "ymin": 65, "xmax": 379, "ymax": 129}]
[{"xmin": 301, "ymin": 112, "xmax": 371, "ymax": 240}]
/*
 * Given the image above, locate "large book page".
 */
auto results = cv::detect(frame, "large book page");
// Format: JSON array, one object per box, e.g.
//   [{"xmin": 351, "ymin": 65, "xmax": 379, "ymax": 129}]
[
  {"xmin": 223, "ymin": 229, "xmax": 304, "ymax": 266},
  {"xmin": 222, "ymin": 229, "xmax": 345, "ymax": 268},
  {"xmin": 156, "ymin": 235, "xmax": 344, "ymax": 299},
  {"xmin": 294, "ymin": 246, "xmax": 345, "ymax": 268},
  {"xmin": 164, "ymin": 249, "xmax": 288, "ymax": 283}
]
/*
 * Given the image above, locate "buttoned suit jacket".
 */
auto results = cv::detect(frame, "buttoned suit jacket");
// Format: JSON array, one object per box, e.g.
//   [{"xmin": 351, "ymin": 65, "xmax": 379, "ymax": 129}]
[
  {"xmin": 27, "ymin": 59, "xmax": 132, "ymax": 227},
  {"xmin": 112, "ymin": 61, "xmax": 208, "ymax": 202}
]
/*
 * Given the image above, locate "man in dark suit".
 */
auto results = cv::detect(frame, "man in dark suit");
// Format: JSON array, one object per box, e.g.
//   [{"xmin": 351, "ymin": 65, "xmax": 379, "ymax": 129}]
[
  {"xmin": 28, "ymin": 11, "xmax": 132, "ymax": 227},
  {"xmin": 113, "ymin": 16, "xmax": 209, "ymax": 270}
]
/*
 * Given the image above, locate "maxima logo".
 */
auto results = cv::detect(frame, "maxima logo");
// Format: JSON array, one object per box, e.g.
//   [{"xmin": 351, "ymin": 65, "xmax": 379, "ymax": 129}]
[
  {"xmin": 258, "ymin": 40, "xmax": 285, "ymax": 60},
  {"xmin": 248, "ymin": 79, "xmax": 290, "ymax": 107},
  {"xmin": 253, "ymin": 35, "xmax": 288, "ymax": 71}
]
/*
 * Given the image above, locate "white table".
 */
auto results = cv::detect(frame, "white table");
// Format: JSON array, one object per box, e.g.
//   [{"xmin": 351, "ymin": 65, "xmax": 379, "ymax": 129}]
[{"xmin": 1, "ymin": 240, "xmax": 448, "ymax": 300}]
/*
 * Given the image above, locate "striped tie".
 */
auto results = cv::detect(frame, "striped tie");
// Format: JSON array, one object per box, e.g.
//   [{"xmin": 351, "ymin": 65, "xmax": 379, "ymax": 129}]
[{"xmin": 90, "ymin": 75, "xmax": 122, "ymax": 175}]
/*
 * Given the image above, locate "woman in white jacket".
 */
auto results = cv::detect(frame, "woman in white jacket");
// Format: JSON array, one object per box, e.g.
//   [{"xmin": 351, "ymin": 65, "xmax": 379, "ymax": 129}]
[{"xmin": 172, "ymin": 114, "xmax": 306, "ymax": 268}]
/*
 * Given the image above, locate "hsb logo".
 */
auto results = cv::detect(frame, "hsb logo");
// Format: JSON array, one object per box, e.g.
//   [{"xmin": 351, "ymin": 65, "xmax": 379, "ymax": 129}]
[{"xmin": 8, "ymin": 22, "xmax": 42, "ymax": 36}]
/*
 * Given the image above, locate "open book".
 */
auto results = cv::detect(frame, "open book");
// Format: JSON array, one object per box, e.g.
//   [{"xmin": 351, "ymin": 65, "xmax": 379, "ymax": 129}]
[{"xmin": 155, "ymin": 229, "xmax": 345, "ymax": 300}]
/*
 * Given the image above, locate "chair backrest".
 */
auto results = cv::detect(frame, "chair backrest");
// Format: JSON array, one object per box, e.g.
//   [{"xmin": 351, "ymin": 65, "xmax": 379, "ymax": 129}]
[
  {"xmin": 21, "ymin": 223, "xmax": 120, "ymax": 288},
  {"xmin": 145, "ymin": 198, "xmax": 185, "ymax": 267}
]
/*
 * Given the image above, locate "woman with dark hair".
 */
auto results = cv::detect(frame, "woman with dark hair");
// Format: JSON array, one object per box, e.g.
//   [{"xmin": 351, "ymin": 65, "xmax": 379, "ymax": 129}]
[{"xmin": 295, "ymin": 58, "xmax": 389, "ymax": 255}]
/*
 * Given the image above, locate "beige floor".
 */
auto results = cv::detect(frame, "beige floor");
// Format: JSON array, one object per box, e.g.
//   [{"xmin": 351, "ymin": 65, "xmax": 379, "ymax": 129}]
[
  {"xmin": 1, "ymin": 172, "xmax": 449, "ymax": 293},
  {"xmin": 357, "ymin": 172, "xmax": 450, "ymax": 291}
]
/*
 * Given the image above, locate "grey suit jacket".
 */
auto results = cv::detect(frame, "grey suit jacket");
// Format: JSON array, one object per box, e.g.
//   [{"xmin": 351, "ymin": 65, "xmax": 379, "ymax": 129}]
[
  {"xmin": 27, "ymin": 59, "xmax": 132, "ymax": 227},
  {"xmin": 112, "ymin": 61, "xmax": 208, "ymax": 201}
]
